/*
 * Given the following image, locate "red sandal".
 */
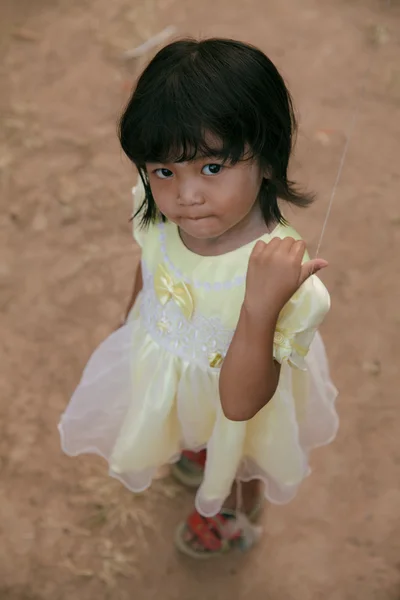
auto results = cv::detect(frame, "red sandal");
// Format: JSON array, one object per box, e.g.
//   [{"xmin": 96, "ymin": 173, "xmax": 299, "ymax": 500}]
[
  {"xmin": 175, "ymin": 508, "xmax": 262, "ymax": 559},
  {"xmin": 171, "ymin": 449, "xmax": 207, "ymax": 488}
]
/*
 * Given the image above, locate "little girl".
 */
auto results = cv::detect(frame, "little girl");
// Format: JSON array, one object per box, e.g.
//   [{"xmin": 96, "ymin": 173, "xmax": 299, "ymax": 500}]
[{"xmin": 59, "ymin": 38, "xmax": 338, "ymax": 558}]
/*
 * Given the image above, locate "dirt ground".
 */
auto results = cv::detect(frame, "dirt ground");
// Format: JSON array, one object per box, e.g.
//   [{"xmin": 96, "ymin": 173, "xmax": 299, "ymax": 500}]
[{"xmin": 1, "ymin": 0, "xmax": 400, "ymax": 598}]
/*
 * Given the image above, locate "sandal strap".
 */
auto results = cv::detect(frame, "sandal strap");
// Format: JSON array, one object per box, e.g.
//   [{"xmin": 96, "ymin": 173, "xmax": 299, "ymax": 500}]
[
  {"xmin": 181, "ymin": 449, "xmax": 207, "ymax": 468},
  {"xmin": 186, "ymin": 510, "xmax": 241, "ymax": 552}
]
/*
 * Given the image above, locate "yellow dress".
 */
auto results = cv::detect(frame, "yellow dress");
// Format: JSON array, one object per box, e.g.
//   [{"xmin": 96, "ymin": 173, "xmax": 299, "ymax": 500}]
[{"xmin": 59, "ymin": 180, "xmax": 338, "ymax": 517}]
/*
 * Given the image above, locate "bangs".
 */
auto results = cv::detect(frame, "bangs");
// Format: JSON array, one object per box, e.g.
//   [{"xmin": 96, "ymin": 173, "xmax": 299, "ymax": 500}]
[
  {"xmin": 124, "ymin": 103, "xmax": 251, "ymax": 166},
  {"xmin": 120, "ymin": 92, "xmax": 255, "ymax": 166}
]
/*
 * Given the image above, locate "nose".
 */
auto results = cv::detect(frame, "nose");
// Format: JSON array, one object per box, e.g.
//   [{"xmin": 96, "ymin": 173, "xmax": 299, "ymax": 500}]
[{"xmin": 177, "ymin": 179, "xmax": 204, "ymax": 207}]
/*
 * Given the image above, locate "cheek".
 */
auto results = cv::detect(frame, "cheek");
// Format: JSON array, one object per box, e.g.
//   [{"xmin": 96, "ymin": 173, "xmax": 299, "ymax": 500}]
[
  {"xmin": 149, "ymin": 180, "xmax": 174, "ymax": 215},
  {"xmin": 217, "ymin": 176, "xmax": 258, "ymax": 216}
]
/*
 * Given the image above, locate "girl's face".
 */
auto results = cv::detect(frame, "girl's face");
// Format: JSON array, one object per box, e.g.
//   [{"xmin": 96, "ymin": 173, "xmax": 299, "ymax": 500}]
[{"xmin": 146, "ymin": 153, "xmax": 266, "ymax": 241}]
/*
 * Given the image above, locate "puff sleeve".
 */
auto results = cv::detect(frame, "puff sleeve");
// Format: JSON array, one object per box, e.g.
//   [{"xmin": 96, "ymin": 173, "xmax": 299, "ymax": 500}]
[
  {"xmin": 131, "ymin": 176, "xmax": 146, "ymax": 248},
  {"xmin": 273, "ymin": 276, "xmax": 330, "ymax": 370}
]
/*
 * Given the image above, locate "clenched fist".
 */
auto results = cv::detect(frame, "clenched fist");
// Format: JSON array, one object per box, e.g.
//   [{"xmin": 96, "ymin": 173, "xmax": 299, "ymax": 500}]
[{"xmin": 244, "ymin": 237, "xmax": 328, "ymax": 323}]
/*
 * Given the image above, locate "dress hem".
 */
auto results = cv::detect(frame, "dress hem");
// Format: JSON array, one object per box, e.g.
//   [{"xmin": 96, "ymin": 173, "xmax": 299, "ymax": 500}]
[{"xmin": 58, "ymin": 396, "xmax": 339, "ymax": 516}]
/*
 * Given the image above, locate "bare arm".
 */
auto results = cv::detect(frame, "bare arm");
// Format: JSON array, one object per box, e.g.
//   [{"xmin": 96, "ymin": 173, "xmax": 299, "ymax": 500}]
[
  {"xmin": 122, "ymin": 261, "xmax": 143, "ymax": 324},
  {"xmin": 219, "ymin": 306, "xmax": 280, "ymax": 422},
  {"xmin": 218, "ymin": 237, "xmax": 328, "ymax": 423}
]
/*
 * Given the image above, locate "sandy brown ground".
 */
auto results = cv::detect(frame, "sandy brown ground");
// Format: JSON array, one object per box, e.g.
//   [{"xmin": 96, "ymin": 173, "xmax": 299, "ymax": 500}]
[{"xmin": 1, "ymin": 0, "xmax": 400, "ymax": 598}]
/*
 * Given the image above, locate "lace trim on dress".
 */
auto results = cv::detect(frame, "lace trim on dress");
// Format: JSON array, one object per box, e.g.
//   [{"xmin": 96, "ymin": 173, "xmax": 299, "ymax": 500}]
[{"xmin": 140, "ymin": 260, "xmax": 235, "ymax": 369}]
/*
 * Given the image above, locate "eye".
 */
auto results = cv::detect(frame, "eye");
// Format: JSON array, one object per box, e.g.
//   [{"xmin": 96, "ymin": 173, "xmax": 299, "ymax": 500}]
[
  {"xmin": 154, "ymin": 168, "xmax": 173, "ymax": 179},
  {"xmin": 202, "ymin": 163, "xmax": 223, "ymax": 176}
]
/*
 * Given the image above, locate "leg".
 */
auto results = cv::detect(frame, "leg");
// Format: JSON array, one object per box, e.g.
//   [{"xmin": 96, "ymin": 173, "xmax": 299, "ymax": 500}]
[{"xmin": 223, "ymin": 479, "xmax": 263, "ymax": 516}]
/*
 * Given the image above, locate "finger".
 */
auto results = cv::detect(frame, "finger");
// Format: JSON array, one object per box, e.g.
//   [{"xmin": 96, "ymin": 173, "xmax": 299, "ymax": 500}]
[
  {"xmin": 299, "ymin": 258, "xmax": 328, "ymax": 284},
  {"xmin": 279, "ymin": 237, "xmax": 296, "ymax": 252},
  {"xmin": 250, "ymin": 240, "xmax": 267, "ymax": 258},
  {"xmin": 266, "ymin": 236, "xmax": 281, "ymax": 250},
  {"xmin": 290, "ymin": 239, "xmax": 307, "ymax": 260}
]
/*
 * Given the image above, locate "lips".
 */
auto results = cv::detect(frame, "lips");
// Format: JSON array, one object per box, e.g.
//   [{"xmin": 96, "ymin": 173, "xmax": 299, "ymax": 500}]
[{"xmin": 182, "ymin": 215, "xmax": 209, "ymax": 221}]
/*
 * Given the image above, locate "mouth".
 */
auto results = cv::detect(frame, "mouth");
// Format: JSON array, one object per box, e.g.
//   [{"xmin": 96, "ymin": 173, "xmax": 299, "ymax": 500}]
[{"xmin": 182, "ymin": 215, "xmax": 210, "ymax": 221}]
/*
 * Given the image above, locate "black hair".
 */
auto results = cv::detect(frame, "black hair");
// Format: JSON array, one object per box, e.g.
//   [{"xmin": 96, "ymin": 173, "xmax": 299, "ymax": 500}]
[{"xmin": 119, "ymin": 38, "xmax": 313, "ymax": 228}]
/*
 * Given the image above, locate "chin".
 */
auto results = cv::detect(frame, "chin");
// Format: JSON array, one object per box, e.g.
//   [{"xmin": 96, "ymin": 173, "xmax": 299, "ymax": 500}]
[{"xmin": 179, "ymin": 217, "xmax": 224, "ymax": 239}]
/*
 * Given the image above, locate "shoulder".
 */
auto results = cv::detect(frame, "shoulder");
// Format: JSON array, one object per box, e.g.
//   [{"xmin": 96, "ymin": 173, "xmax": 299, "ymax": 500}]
[
  {"xmin": 275, "ymin": 223, "xmax": 331, "ymax": 324},
  {"xmin": 273, "ymin": 223, "xmax": 303, "ymax": 241},
  {"xmin": 131, "ymin": 179, "xmax": 145, "ymax": 246},
  {"xmin": 131, "ymin": 178, "xmax": 161, "ymax": 248},
  {"xmin": 299, "ymin": 275, "xmax": 330, "ymax": 314}
]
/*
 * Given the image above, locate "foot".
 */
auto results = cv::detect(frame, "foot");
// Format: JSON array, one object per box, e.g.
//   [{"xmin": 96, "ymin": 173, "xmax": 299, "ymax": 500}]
[
  {"xmin": 175, "ymin": 510, "xmax": 244, "ymax": 558},
  {"xmin": 171, "ymin": 449, "xmax": 207, "ymax": 488},
  {"xmin": 176, "ymin": 500, "xmax": 263, "ymax": 559}
]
